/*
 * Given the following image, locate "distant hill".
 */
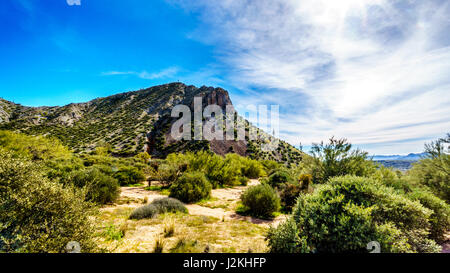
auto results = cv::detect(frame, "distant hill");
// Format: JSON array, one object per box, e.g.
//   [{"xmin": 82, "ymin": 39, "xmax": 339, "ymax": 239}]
[
  {"xmin": 371, "ymin": 153, "xmax": 427, "ymax": 161},
  {"xmin": 371, "ymin": 152, "xmax": 427, "ymax": 171},
  {"xmin": 0, "ymin": 82, "xmax": 303, "ymax": 163}
]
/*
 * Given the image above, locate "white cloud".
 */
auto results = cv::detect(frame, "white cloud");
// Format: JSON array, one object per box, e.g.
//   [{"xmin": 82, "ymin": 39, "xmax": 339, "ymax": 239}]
[
  {"xmin": 171, "ymin": 0, "xmax": 450, "ymax": 154},
  {"xmin": 102, "ymin": 67, "xmax": 179, "ymax": 80}
]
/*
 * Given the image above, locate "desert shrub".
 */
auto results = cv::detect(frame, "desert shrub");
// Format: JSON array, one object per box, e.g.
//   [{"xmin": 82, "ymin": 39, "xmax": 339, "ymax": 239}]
[
  {"xmin": 266, "ymin": 217, "xmax": 304, "ymax": 253},
  {"xmin": 370, "ymin": 166, "xmax": 409, "ymax": 191},
  {"xmin": 260, "ymin": 160, "xmax": 280, "ymax": 176},
  {"xmin": 0, "ymin": 130, "xmax": 72, "ymax": 161},
  {"xmin": 298, "ymin": 174, "xmax": 313, "ymax": 191},
  {"xmin": 279, "ymin": 184, "xmax": 303, "ymax": 212},
  {"xmin": 372, "ymin": 166, "xmax": 450, "ymax": 243},
  {"xmin": 240, "ymin": 184, "xmax": 280, "ymax": 218},
  {"xmin": 267, "ymin": 170, "xmax": 293, "ymax": 188},
  {"xmin": 114, "ymin": 166, "xmax": 145, "ymax": 186},
  {"xmin": 135, "ymin": 152, "xmax": 151, "ymax": 163},
  {"xmin": 44, "ymin": 157, "xmax": 85, "ymax": 181},
  {"xmin": 129, "ymin": 197, "xmax": 188, "ymax": 220},
  {"xmin": 156, "ymin": 153, "xmax": 190, "ymax": 186},
  {"xmin": 151, "ymin": 197, "xmax": 188, "ymax": 214},
  {"xmin": 239, "ymin": 176, "xmax": 250, "ymax": 186},
  {"xmin": 407, "ymin": 189, "xmax": 450, "ymax": 243},
  {"xmin": 0, "ymin": 150, "xmax": 97, "ymax": 252},
  {"xmin": 309, "ymin": 137, "xmax": 376, "ymax": 183},
  {"xmin": 202, "ymin": 152, "xmax": 231, "ymax": 187},
  {"xmin": 160, "ymin": 151, "xmax": 260, "ymax": 188},
  {"xmin": 407, "ymin": 156, "xmax": 449, "ymax": 203},
  {"xmin": 240, "ymin": 158, "xmax": 264, "ymax": 179},
  {"xmin": 169, "ymin": 172, "xmax": 212, "ymax": 203},
  {"xmin": 269, "ymin": 175, "xmax": 440, "ymax": 253},
  {"xmin": 163, "ymin": 220, "xmax": 175, "ymax": 237},
  {"xmin": 154, "ymin": 237, "xmax": 165, "ymax": 253},
  {"xmin": 63, "ymin": 167, "xmax": 120, "ymax": 204},
  {"xmin": 129, "ymin": 204, "xmax": 159, "ymax": 220},
  {"xmin": 103, "ymin": 224, "xmax": 123, "ymax": 241}
]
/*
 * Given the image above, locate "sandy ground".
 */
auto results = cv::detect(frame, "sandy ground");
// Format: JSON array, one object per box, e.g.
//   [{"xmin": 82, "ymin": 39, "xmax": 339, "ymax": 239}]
[
  {"xmin": 105, "ymin": 179, "xmax": 286, "ymax": 227},
  {"xmin": 442, "ymin": 233, "xmax": 450, "ymax": 253}
]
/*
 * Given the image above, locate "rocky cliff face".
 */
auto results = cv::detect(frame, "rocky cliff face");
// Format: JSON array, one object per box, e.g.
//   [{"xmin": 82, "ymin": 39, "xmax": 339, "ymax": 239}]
[
  {"xmin": 0, "ymin": 83, "xmax": 303, "ymax": 163},
  {"xmin": 0, "ymin": 99, "xmax": 13, "ymax": 123},
  {"xmin": 146, "ymin": 84, "xmax": 245, "ymax": 157}
]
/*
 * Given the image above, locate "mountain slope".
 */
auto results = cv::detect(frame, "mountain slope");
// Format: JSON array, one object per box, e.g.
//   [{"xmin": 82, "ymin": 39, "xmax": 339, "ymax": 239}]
[{"xmin": 0, "ymin": 83, "xmax": 303, "ymax": 163}]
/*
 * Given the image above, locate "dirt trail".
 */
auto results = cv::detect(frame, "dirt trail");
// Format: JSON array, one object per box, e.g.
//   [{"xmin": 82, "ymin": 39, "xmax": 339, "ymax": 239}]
[
  {"xmin": 109, "ymin": 179, "xmax": 285, "ymax": 227},
  {"xmin": 442, "ymin": 233, "xmax": 450, "ymax": 253}
]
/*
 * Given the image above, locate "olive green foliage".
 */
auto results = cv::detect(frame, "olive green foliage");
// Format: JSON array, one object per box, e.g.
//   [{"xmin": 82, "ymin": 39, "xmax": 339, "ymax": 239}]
[
  {"xmin": 62, "ymin": 167, "xmax": 120, "ymax": 204},
  {"xmin": 407, "ymin": 189, "xmax": 450, "ymax": 243},
  {"xmin": 151, "ymin": 197, "xmax": 188, "ymax": 214},
  {"xmin": 135, "ymin": 152, "xmax": 151, "ymax": 163},
  {"xmin": 113, "ymin": 166, "xmax": 146, "ymax": 186},
  {"xmin": 240, "ymin": 184, "xmax": 280, "ymax": 218},
  {"xmin": 267, "ymin": 169, "xmax": 293, "ymax": 188},
  {"xmin": 0, "ymin": 129, "xmax": 72, "ymax": 160},
  {"xmin": 0, "ymin": 130, "xmax": 152, "ymax": 205},
  {"xmin": 268, "ymin": 175, "xmax": 441, "ymax": 253},
  {"xmin": 158, "ymin": 151, "xmax": 264, "ymax": 188},
  {"xmin": 369, "ymin": 165, "xmax": 450, "ymax": 243},
  {"xmin": 266, "ymin": 217, "xmax": 304, "ymax": 253},
  {"xmin": 406, "ymin": 134, "xmax": 449, "ymax": 202},
  {"xmin": 260, "ymin": 160, "xmax": 281, "ymax": 176},
  {"xmin": 310, "ymin": 137, "xmax": 376, "ymax": 183},
  {"xmin": 129, "ymin": 197, "xmax": 188, "ymax": 220},
  {"xmin": 0, "ymin": 149, "xmax": 97, "ymax": 253},
  {"xmin": 169, "ymin": 171, "xmax": 212, "ymax": 203},
  {"xmin": 276, "ymin": 174, "xmax": 313, "ymax": 212},
  {"xmin": 129, "ymin": 204, "xmax": 159, "ymax": 220},
  {"xmin": 279, "ymin": 184, "xmax": 303, "ymax": 212}
]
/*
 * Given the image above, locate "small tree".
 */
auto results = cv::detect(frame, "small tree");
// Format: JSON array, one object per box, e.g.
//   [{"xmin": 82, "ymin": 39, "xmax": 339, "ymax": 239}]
[
  {"xmin": 310, "ymin": 137, "xmax": 375, "ymax": 183},
  {"xmin": 0, "ymin": 149, "xmax": 97, "ymax": 252}
]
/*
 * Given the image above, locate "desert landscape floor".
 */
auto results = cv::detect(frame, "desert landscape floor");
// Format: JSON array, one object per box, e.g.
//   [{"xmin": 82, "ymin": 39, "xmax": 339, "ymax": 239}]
[{"xmin": 96, "ymin": 179, "xmax": 286, "ymax": 253}]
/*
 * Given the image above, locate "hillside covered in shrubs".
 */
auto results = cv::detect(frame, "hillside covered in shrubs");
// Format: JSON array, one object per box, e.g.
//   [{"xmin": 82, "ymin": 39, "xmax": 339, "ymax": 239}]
[{"xmin": 0, "ymin": 83, "xmax": 303, "ymax": 163}]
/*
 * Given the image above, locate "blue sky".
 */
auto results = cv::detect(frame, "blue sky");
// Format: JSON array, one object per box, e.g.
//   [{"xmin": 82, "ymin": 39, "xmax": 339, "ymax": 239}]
[{"xmin": 1, "ymin": 0, "xmax": 449, "ymax": 154}]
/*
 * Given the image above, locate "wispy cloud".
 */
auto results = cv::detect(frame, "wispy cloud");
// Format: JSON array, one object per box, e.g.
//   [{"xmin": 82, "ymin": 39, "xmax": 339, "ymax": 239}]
[
  {"xmin": 102, "ymin": 67, "xmax": 179, "ymax": 80},
  {"xmin": 171, "ymin": 0, "xmax": 450, "ymax": 154}
]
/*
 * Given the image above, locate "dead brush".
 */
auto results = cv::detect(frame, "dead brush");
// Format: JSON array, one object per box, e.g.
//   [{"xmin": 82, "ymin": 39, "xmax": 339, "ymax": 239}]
[
  {"xmin": 153, "ymin": 236, "xmax": 165, "ymax": 253},
  {"xmin": 163, "ymin": 220, "xmax": 175, "ymax": 237}
]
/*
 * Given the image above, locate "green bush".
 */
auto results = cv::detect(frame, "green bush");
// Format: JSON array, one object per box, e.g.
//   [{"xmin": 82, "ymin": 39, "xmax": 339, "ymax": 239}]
[
  {"xmin": 169, "ymin": 172, "xmax": 212, "ymax": 203},
  {"xmin": 372, "ymin": 166, "xmax": 450, "ymax": 243},
  {"xmin": 409, "ymin": 134, "xmax": 449, "ymax": 202},
  {"xmin": 151, "ymin": 197, "xmax": 188, "ymax": 214},
  {"xmin": 279, "ymin": 184, "xmax": 303, "ymax": 212},
  {"xmin": 309, "ymin": 137, "xmax": 376, "ymax": 183},
  {"xmin": 129, "ymin": 204, "xmax": 159, "ymax": 220},
  {"xmin": 267, "ymin": 170, "xmax": 292, "ymax": 188},
  {"xmin": 0, "ymin": 130, "xmax": 72, "ymax": 161},
  {"xmin": 160, "ymin": 152, "xmax": 261, "ymax": 188},
  {"xmin": 63, "ymin": 167, "xmax": 120, "ymax": 204},
  {"xmin": 407, "ymin": 189, "xmax": 450, "ymax": 243},
  {"xmin": 129, "ymin": 197, "xmax": 188, "ymax": 220},
  {"xmin": 298, "ymin": 174, "xmax": 313, "ymax": 191},
  {"xmin": 240, "ymin": 158, "xmax": 264, "ymax": 179},
  {"xmin": 260, "ymin": 160, "xmax": 280, "ymax": 176},
  {"xmin": 240, "ymin": 184, "xmax": 280, "ymax": 218},
  {"xmin": 269, "ymin": 175, "xmax": 440, "ymax": 253},
  {"xmin": 114, "ymin": 166, "xmax": 145, "ymax": 186},
  {"xmin": 0, "ymin": 149, "xmax": 97, "ymax": 253},
  {"xmin": 407, "ymin": 157, "xmax": 450, "ymax": 203},
  {"xmin": 266, "ymin": 217, "xmax": 304, "ymax": 253}
]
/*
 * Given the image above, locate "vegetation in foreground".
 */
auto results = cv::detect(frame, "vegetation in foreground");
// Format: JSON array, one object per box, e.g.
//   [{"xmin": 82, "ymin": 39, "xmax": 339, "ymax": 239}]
[{"xmin": 0, "ymin": 129, "xmax": 448, "ymax": 253}]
